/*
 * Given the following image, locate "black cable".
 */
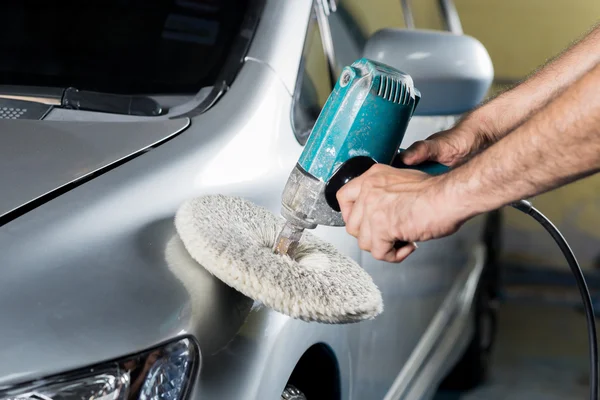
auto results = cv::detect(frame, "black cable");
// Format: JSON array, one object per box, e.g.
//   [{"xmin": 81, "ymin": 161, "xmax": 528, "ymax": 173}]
[{"xmin": 511, "ymin": 199, "xmax": 598, "ymax": 400}]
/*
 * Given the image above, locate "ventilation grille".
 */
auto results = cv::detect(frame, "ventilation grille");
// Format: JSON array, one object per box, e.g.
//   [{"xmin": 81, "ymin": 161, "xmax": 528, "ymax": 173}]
[
  {"xmin": 376, "ymin": 76, "xmax": 411, "ymax": 105},
  {"xmin": 0, "ymin": 99, "xmax": 53, "ymax": 120},
  {"xmin": 0, "ymin": 107, "xmax": 27, "ymax": 119}
]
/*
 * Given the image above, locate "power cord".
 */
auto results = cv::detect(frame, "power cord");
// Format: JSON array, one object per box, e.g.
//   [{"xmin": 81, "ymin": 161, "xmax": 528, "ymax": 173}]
[{"xmin": 511, "ymin": 199, "xmax": 598, "ymax": 400}]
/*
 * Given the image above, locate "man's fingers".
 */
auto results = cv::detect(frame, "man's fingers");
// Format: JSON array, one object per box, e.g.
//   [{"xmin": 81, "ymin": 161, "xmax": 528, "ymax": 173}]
[
  {"xmin": 357, "ymin": 218, "xmax": 372, "ymax": 251},
  {"xmin": 401, "ymin": 140, "xmax": 430, "ymax": 165},
  {"xmin": 402, "ymin": 139, "xmax": 443, "ymax": 165},
  {"xmin": 371, "ymin": 241, "xmax": 415, "ymax": 263},
  {"xmin": 392, "ymin": 242, "xmax": 418, "ymax": 263},
  {"xmin": 337, "ymin": 175, "xmax": 366, "ymax": 223},
  {"xmin": 370, "ymin": 238, "xmax": 396, "ymax": 262},
  {"xmin": 371, "ymin": 231, "xmax": 419, "ymax": 262},
  {"xmin": 345, "ymin": 190, "xmax": 365, "ymax": 237},
  {"xmin": 338, "ymin": 200, "xmax": 353, "ymax": 224}
]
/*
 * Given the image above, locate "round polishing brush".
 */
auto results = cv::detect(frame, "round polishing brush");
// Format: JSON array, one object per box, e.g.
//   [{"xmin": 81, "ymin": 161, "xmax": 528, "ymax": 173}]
[{"xmin": 174, "ymin": 194, "xmax": 383, "ymax": 324}]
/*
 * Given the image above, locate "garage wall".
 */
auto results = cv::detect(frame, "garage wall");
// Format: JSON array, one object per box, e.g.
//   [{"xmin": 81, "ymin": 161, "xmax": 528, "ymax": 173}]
[{"xmin": 341, "ymin": 0, "xmax": 600, "ymax": 271}]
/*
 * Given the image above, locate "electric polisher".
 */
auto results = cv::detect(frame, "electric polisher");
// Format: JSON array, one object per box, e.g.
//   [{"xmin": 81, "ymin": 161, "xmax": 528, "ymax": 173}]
[
  {"xmin": 175, "ymin": 58, "xmax": 447, "ymax": 323},
  {"xmin": 274, "ymin": 58, "xmax": 447, "ymax": 256}
]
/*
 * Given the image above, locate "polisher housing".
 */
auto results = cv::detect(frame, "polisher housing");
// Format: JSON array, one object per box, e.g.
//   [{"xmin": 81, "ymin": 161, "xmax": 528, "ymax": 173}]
[{"xmin": 280, "ymin": 57, "xmax": 421, "ymax": 229}]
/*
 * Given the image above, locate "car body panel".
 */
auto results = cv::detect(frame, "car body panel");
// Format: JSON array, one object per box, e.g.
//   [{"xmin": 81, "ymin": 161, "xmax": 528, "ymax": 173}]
[
  {"xmin": 244, "ymin": 0, "xmax": 312, "ymax": 95},
  {"xmin": 0, "ymin": 119, "xmax": 190, "ymax": 221},
  {"xmin": 0, "ymin": 60, "xmax": 287, "ymax": 385}
]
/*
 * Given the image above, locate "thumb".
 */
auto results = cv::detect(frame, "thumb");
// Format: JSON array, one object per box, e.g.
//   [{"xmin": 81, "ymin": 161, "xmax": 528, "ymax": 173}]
[{"xmin": 401, "ymin": 140, "xmax": 440, "ymax": 165}]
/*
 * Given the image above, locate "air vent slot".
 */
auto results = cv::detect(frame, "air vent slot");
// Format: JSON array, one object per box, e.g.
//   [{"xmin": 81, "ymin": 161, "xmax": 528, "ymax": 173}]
[
  {"xmin": 376, "ymin": 76, "xmax": 411, "ymax": 105},
  {"xmin": 0, "ymin": 99, "xmax": 53, "ymax": 120}
]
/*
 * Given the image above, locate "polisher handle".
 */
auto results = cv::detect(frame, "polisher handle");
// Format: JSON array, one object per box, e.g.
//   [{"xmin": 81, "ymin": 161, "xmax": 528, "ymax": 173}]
[
  {"xmin": 392, "ymin": 148, "xmax": 451, "ymax": 175},
  {"xmin": 398, "ymin": 159, "xmax": 450, "ymax": 175}
]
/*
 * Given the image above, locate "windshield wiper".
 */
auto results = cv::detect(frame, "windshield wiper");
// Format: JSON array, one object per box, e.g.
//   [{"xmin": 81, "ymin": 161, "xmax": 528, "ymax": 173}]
[
  {"xmin": 0, "ymin": 86, "xmax": 163, "ymax": 118},
  {"xmin": 61, "ymin": 87, "xmax": 163, "ymax": 116}
]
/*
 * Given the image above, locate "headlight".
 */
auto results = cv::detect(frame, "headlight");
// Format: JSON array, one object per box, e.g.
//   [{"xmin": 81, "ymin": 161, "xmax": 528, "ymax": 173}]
[{"xmin": 0, "ymin": 338, "xmax": 197, "ymax": 400}]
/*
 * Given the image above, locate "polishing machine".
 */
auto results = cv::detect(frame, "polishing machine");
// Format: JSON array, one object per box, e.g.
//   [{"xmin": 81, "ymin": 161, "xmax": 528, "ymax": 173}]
[{"xmin": 274, "ymin": 58, "xmax": 445, "ymax": 255}]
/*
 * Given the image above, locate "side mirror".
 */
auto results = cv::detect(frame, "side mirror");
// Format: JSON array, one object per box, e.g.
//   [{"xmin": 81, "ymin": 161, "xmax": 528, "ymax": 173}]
[{"xmin": 363, "ymin": 29, "xmax": 494, "ymax": 116}]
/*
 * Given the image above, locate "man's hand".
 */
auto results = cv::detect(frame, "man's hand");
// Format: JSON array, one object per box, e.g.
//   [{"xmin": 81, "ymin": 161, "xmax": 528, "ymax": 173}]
[
  {"xmin": 400, "ymin": 22, "xmax": 600, "ymax": 170},
  {"xmin": 336, "ymin": 164, "xmax": 468, "ymax": 263},
  {"xmin": 401, "ymin": 116, "xmax": 498, "ymax": 168}
]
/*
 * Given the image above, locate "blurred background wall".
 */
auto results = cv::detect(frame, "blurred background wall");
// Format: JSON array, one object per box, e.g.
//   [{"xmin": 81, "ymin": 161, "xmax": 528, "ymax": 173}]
[{"xmin": 341, "ymin": 0, "xmax": 600, "ymax": 272}]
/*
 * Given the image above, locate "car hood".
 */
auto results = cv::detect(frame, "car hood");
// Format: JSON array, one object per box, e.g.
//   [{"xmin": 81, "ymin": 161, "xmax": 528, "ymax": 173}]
[
  {"xmin": 0, "ymin": 119, "xmax": 190, "ymax": 223},
  {"xmin": 0, "ymin": 58, "xmax": 304, "ymax": 388}
]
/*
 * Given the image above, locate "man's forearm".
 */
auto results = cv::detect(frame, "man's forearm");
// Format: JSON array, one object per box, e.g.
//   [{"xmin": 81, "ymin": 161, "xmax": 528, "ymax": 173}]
[
  {"xmin": 441, "ymin": 62, "xmax": 600, "ymax": 219},
  {"xmin": 464, "ymin": 23, "xmax": 600, "ymax": 141}
]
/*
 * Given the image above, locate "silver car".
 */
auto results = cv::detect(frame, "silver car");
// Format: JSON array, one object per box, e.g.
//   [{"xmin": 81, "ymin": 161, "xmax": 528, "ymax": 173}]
[{"xmin": 0, "ymin": 0, "xmax": 499, "ymax": 399}]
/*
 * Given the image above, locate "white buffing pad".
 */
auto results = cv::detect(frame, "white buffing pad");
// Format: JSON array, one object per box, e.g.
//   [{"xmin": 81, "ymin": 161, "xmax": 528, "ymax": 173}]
[{"xmin": 174, "ymin": 194, "xmax": 383, "ymax": 324}]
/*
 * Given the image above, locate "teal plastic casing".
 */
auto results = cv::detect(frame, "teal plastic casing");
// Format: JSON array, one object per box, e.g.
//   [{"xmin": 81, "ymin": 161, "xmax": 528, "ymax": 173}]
[{"xmin": 298, "ymin": 58, "xmax": 446, "ymax": 181}]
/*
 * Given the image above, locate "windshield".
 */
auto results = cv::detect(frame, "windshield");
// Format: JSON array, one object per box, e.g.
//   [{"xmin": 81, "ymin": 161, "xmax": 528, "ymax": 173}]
[{"xmin": 1, "ymin": 0, "xmax": 250, "ymax": 95}]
